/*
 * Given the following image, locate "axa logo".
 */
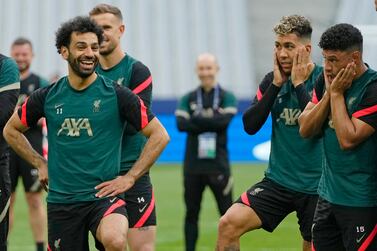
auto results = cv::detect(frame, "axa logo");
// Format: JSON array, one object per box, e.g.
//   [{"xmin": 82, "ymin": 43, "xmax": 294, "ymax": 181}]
[
  {"xmin": 279, "ymin": 108, "xmax": 301, "ymax": 125},
  {"xmin": 57, "ymin": 118, "xmax": 93, "ymax": 137}
]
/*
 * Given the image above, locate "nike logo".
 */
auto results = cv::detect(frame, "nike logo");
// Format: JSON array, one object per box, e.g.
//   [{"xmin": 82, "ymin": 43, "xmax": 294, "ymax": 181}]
[
  {"xmin": 54, "ymin": 103, "xmax": 64, "ymax": 109},
  {"xmin": 356, "ymin": 233, "xmax": 366, "ymax": 243},
  {"xmin": 109, "ymin": 197, "xmax": 117, "ymax": 203},
  {"xmin": 139, "ymin": 204, "xmax": 148, "ymax": 213}
]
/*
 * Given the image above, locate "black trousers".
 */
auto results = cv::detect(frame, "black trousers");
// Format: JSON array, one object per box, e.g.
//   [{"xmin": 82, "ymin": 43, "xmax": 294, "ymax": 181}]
[{"xmin": 184, "ymin": 172, "xmax": 233, "ymax": 251}]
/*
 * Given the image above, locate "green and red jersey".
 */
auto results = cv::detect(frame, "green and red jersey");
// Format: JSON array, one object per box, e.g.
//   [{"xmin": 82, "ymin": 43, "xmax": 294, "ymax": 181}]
[{"xmin": 18, "ymin": 75, "xmax": 154, "ymax": 203}]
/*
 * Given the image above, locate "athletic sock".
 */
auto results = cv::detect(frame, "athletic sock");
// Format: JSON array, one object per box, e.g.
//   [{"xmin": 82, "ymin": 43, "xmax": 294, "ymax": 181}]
[{"xmin": 36, "ymin": 242, "xmax": 44, "ymax": 251}]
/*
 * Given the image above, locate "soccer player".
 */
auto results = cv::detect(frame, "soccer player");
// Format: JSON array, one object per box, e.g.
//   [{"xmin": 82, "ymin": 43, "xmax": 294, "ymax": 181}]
[
  {"xmin": 0, "ymin": 53, "xmax": 19, "ymax": 251},
  {"xmin": 216, "ymin": 15, "xmax": 323, "ymax": 251},
  {"xmin": 89, "ymin": 4, "xmax": 156, "ymax": 250},
  {"xmin": 9, "ymin": 37, "xmax": 48, "ymax": 251},
  {"xmin": 3, "ymin": 16, "xmax": 169, "ymax": 251},
  {"xmin": 298, "ymin": 23, "xmax": 377, "ymax": 251},
  {"xmin": 175, "ymin": 53, "xmax": 237, "ymax": 251}
]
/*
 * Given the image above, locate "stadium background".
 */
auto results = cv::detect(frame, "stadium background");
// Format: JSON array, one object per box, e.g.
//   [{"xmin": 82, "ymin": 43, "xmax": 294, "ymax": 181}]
[
  {"xmin": 0, "ymin": 0, "xmax": 376, "ymax": 162},
  {"xmin": 1, "ymin": 0, "xmax": 377, "ymax": 250}
]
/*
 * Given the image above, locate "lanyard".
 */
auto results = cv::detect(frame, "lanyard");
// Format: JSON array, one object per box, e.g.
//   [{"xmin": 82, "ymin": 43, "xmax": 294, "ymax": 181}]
[{"xmin": 196, "ymin": 84, "xmax": 220, "ymax": 110}]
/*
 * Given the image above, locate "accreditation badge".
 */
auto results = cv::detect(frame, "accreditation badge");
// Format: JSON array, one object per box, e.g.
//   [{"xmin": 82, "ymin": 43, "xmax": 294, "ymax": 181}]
[{"xmin": 197, "ymin": 132, "xmax": 216, "ymax": 159}]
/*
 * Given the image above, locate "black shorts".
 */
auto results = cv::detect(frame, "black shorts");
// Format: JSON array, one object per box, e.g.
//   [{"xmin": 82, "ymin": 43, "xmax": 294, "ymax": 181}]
[
  {"xmin": 0, "ymin": 152, "xmax": 11, "ymax": 248},
  {"xmin": 312, "ymin": 197, "xmax": 377, "ymax": 251},
  {"xmin": 236, "ymin": 177, "xmax": 318, "ymax": 241},
  {"xmin": 124, "ymin": 174, "xmax": 156, "ymax": 228},
  {"xmin": 9, "ymin": 129, "xmax": 43, "ymax": 193},
  {"xmin": 47, "ymin": 197, "xmax": 127, "ymax": 251}
]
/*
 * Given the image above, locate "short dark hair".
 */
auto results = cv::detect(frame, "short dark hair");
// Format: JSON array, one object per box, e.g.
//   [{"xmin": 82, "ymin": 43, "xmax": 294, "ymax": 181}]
[
  {"xmin": 273, "ymin": 15, "xmax": 312, "ymax": 40},
  {"xmin": 55, "ymin": 16, "xmax": 104, "ymax": 54},
  {"xmin": 12, "ymin": 37, "xmax": 33, "ymax": 49},
  {"xmin": 89, "ymin": 4, "xmax": 123, "ymax": 21},
  {"xmin": 319, "ymin": 23, "xmax": 363, "ymax": 52}
]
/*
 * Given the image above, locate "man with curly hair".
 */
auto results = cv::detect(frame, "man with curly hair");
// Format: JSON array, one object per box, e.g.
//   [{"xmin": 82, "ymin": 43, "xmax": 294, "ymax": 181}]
[
  {"xmin": 3, "ymin": 16, "xmax": 169, "ymax": 251},
  {"xmin": 299, "ymin": 23, "xmax": 377, "ymax": 251},
  {"xmin": 216, "ymin": 15, "xmax": 323, "ymax": 251}
]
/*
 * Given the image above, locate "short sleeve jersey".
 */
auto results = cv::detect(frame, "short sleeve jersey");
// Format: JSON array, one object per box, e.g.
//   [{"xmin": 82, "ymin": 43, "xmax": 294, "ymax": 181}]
[
  {"xmin": 256, "ymin": 65, "xmax": 323, "ymax": 194},
  {"xmin": 96, "ymin": 54, "xmax": 152, "ymax": 173},
  {"xmin": 18, "ymin": 75, "xmax": 154, "ymax": 203},
  {"xmin": 312, "ymin": 68, "xmax": 377, "ymax": 207}
]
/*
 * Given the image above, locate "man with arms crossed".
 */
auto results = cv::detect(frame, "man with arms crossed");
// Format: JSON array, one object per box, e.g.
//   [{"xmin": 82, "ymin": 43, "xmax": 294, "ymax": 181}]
[
  {"xmin": 0, "ymin": 53, "xmax": 19, "ymax": 251},
  {"xmin": 216, "ymin": 15, "xmax": 322, "ymax": 251},
  {"xmin": 299, "ymin": 23, "xmax": 377, "ymax": 251},
  {"xmin": 89, "ymin": 4, "xmax": 156, "ymax": 250},
  {"xmin": 9, "ymin": 37, "xmax": 48, "ymax": 251},
  {"xmin": 4, "ymin": 16, "xmax": 169, "ymax": 251}
]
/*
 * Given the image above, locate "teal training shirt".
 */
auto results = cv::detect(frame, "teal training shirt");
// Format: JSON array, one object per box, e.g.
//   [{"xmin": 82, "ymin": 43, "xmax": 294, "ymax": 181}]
[
  {"xmin": 262, "ymin": 65, "xmax": 323, "ymax": 194},
  {"xmin": 315, "ymin": 68, "xmax": 377, "ymax": 207},
  {"xmin": 96, "ymin": 54, "xmax": 152, "ymax": 173},
  {"xmin": 18, "ymin": 75, "xmax": 154, "ymax": 203}
]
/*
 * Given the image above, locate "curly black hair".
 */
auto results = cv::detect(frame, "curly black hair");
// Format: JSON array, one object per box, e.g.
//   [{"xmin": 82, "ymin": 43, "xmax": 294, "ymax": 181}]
[
  {"xmin": 55, "ymin": 16, "xmax": 104, "ymax": 54},
  {"xmin": 273, "ymin": 15, "xmax": 312, "ymax": 40},
  {"xmin": 319, "ymin": 23, "xmax": 363, "ymax": 52}
]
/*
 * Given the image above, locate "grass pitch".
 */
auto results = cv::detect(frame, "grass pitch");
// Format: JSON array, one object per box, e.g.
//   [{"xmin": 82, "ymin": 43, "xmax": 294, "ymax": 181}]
[{"xmin": 9, "ymin": 163, "xmax": 302, "ymax": 251}]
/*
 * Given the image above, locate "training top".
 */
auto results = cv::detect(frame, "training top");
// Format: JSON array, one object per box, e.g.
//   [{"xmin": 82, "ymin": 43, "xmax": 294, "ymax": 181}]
[
  {"xmin": 96, "ymin": 54, "xmax": 152, "ymax": 173},
  {"xmin": 313, "ymin": 68, "xmax": 377, "ymax": 207},
  {"xmin": 244, "ymin": 65, "xmax": 323, "ymax": 194},
  {"xmin": 18, "ymin": 74, "xmax": 154, "ymax": 203}
]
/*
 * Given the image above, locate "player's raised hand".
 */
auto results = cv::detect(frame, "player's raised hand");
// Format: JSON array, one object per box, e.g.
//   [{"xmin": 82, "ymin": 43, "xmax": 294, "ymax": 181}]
[
  {"xmin": 330, "ymin": 62, "xmax": 356, "ymax": 95},
  {"xmin": 95, "ymin": 174, "xmax": 135, "ymax": 198},
  {"xmin": 291, "ymin": 47, "xmax": 314, "ymax": 87},
  {"xmin": 272, "ymin": 49, "xmax": 287, "ymax": 87}
]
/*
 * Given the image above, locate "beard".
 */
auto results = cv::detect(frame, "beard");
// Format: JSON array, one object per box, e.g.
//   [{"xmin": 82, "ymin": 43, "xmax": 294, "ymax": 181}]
[
  {"xmin": 99, "ymin": 40, "xmax": 117, "ymax": 56},
  {"xmin": 17, "ymin": 62, "xmax": 30, "ymax": 74},
  {"xmin": 67, "ymin": 53, "xmax": 98, "ymax": 78}
]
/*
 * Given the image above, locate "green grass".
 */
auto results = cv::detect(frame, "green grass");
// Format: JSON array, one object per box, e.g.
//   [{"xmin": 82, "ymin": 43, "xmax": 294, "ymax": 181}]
[{"xmin": 9, "ymin": 163, "xmax": 302, "ymax": 251}]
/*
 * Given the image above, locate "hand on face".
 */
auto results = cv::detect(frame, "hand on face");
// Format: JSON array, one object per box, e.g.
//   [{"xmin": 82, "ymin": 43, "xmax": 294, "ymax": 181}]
[
  {"xmin": 329, "ymin": 62, "xmax": 356, "ymax": 95},
  {"xmin": 272, "ymin": 49, "xmax": 287, "ymax": 87},
  {"xmin": 291, "ymin": 46, "xmax": 314, "ymax": 86}
]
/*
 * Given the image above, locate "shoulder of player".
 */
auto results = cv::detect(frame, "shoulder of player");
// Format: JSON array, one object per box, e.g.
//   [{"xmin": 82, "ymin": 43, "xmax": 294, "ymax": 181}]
[{"xmin": 257, "ymin": 71, "xmax": 274, "ymax": 92}]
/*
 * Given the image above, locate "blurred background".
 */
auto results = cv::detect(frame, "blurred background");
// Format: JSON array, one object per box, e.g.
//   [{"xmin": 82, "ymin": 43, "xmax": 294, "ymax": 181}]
[{"xmin": 0, "ymin": 0, "xmax": 376, "ymax": 161}]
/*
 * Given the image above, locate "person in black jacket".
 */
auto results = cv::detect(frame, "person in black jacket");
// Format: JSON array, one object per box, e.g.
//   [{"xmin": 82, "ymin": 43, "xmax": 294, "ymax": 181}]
[
  {"xmin": 0, "ymin": 53, "xmax": 19, "ymax": 251},
  {"xmin": 175, "ymin": 53, "xmax": 237, "ymax": 251}
]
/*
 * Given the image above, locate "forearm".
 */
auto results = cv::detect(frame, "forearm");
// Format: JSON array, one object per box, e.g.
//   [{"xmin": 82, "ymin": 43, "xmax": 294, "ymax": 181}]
[
  {"xmin": 191, "ymin": 113, "xmax": 233, "ymax": 132},
  {"xmin": 125, "ymin": 124, "xmax": 170, "ymax": 182},
  {"xmin": 243, "ymin": 84, "xmax": 280, "ymax": 135},
  {"xmin": 4, "ymin": 122, "xmax": 45, "ymax": 168},
  {"xmin": 298, "ymin": 92, "xmax": 330, "ymax": 138},
  {"xmin": 330, "ymin": 93, "xmax": 357, "ymax": 148}
]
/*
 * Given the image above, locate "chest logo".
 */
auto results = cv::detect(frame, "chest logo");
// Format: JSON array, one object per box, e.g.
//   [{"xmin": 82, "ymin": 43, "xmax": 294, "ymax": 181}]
[
  {"xmin": 57, "ymin": 118, "xmax": 93, "ymax": 137},
  {"xmin": 279, "ymin": 108, "xmax": 301, "ymax": 125},
  {"xmin": 93, "ymin": 99, "xmax": 101, "ymax": 113},
  {"xmin": 117, "ymin": 77, "xmax": 124, "ymax": 85}
]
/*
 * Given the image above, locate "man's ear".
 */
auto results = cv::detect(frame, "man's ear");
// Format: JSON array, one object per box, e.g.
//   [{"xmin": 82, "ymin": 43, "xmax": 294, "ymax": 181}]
[
  {"xmin": 60, "ymin": 46, "xmax": 69, "ymax": 60},
  {"xmin": 304, "ymin": 44, "xmax": 312, "ymax": 54}
]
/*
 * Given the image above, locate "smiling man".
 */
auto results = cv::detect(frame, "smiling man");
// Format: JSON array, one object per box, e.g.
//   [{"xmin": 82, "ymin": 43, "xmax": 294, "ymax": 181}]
[
  {"xmin": 175, "ymin": 53, "xmax": 237, "ymax": 251},
  {"xmin": 216, "ymin": 15, "xmax": 322, "ymax": 251},
  {"xmin": 3, "ymin": 16, "xmax": 169, "ymax": 251}
]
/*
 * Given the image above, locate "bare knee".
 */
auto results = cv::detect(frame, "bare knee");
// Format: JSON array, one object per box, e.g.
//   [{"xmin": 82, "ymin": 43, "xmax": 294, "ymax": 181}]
[
  {"xmin": 26, "ymin": 193, "xmax": 44, "ymax": 211},
  {"xmin": 101, "ymin": 234, "xmax": 127, "ymax": 251},
  {"xmin": 218, "ymin": 214, "xmax": 240, "ymax": 240}
]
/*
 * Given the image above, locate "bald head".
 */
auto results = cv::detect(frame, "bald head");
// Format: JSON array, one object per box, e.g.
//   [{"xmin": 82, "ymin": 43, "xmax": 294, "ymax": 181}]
[{"xmin": 196, "ymin": 53, "xmax": 219, "ymax": 91}]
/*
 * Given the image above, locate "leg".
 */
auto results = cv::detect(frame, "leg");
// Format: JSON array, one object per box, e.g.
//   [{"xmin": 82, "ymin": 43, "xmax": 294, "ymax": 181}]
[
  {"xmin": 25, "ymin": 192, "xmax": 46, "ymax": 248},
  {"xmin": 8, "ymin": 193, "xmax": 16, "ymax": 233},
  {"xmin": 8, "ymin": 149, "xmax": 19, "ymax": 234},
  {"xmin": 47, "ymin": 202, "xmax": 90, "ymax": 251},
  {"xmin": 92, "ymin": 197, "xmax": 128, "ymax": 251},
  {"xmin": 207, "ymin": 173, "xmax": 233, "ymax": 216},
  {"xmin": 334, "ymin": 205, "xmax": 377, "ymax": 251},
  {"xmin": 184, "ymin": 173, "xmax": 205, "ymax": 251},
  {"xmin": 216, "ymin": 203, "xmax": 262, "ymax": 251},
  {"xmin": 312, "ymin": 197, "xmax": 345, "ymax": 251},
  {"xmin": 126, "ymin": 178, "xmax": 157, "ymax": 251},
  {"xmin": 0, "ymin": 152, "xmax": 11, "ymax": 251},
  {"xmin": 294, "ymin": 193, "xmax": 318, "ymax": 251},
  {"xmin": 128, "ymin": 226, "xmax": 156, "ymax": 251}
]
